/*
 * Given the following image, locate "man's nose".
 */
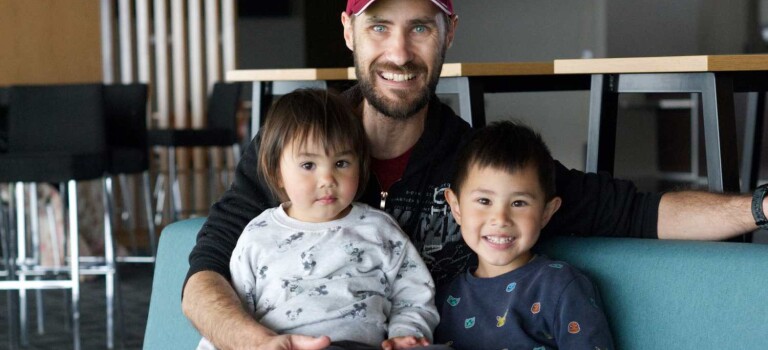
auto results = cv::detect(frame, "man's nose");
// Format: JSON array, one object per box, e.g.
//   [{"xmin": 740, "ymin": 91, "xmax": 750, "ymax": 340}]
[{"xmin": 385, "ymin": 30, "xmax": 413, "ymax": 67}]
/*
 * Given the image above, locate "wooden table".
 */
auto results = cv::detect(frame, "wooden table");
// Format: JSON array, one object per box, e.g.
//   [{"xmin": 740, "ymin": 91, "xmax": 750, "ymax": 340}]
[
  {"xmin": 226, "ymin": 62, "xmax": 590, "ymax": 138},
  {"xmin": 227, "ymin": 67, "xmax": 351, "ymax": 138},
  {"xmin": 555, "ymin": 54, "xmax": 768, "ymax": 193}
]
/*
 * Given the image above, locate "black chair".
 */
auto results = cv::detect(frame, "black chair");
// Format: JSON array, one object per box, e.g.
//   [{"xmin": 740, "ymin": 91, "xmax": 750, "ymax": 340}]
[
  {"xmin": 0, "ymin": 84, "xmax": 124, "ymax": 350},
  {"xmin": 104, "ymin": 83, "xmax": 157, "ymax": 262},
  {"xmin": 148, "ymin": 82, "xmax": 242, "ymax": 222}
]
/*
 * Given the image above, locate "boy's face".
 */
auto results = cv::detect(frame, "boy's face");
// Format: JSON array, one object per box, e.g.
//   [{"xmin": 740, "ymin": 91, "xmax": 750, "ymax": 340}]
[{"xmin": 445, "ymin": 164, "xmax": 561, "ymax": 278}]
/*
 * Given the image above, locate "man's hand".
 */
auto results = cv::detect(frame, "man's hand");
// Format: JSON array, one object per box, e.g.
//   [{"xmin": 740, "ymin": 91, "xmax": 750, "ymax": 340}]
[
  {"xmin": 381, "ymin": 336, "xmax": 430, "ymax": 350},
  {"xmin": 255, "ymin": 334, "xmax": 331, "ymax": 350}
]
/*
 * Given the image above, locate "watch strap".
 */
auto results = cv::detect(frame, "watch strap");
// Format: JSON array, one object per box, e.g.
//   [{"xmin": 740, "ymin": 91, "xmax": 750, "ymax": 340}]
[{"xmin": 752, "ymin": 184, "xmax": 768, "ymax": 229}]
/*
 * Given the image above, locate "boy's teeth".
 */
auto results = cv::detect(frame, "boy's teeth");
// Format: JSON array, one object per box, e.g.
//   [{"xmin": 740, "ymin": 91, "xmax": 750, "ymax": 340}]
[
  {"xmin": 486, "ymin": 236, "xmax": 514, "ymax": 244},
  {"xmin": 382, "ymin": 72, "xmax": 415, "ymax": 82}
]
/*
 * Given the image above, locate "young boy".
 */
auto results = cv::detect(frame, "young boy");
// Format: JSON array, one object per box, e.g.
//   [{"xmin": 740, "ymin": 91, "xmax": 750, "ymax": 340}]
[{"xmin": 435, "ymin": 121, "xmax": 614, "ymax": 349}]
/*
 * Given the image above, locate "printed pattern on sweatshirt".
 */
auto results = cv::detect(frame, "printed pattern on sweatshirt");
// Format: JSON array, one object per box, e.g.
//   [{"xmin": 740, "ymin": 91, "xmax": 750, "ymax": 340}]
[
  {"xmin": 229, "ymin": 203, "xmax": 439, "ymax": 346},
  {"xmin": 433, "ymin": 256, "xmax": 614, "ymax": 350}
]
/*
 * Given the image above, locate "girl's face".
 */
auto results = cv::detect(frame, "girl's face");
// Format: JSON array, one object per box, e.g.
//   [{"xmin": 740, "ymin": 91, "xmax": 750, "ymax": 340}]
[{"xmin": 278, "ymin": 135, "xmax": 360, "ymax": 223}]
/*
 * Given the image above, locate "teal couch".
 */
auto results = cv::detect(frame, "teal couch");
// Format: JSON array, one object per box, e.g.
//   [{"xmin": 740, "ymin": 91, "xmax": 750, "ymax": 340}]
[{"xmin": 144, "ymin": 218, "xmax": 768, "ymax": 349}]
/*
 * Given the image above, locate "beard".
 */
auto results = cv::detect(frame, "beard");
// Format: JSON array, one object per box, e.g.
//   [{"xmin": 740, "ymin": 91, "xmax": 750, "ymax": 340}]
[{"xmin": 354, "ymin": 48, "xmax": 446, "ymax": 121}]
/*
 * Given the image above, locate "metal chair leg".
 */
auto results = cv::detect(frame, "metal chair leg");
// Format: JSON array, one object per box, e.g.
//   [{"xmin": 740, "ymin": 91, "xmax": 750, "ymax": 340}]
[
  {"xmin": 15, "ymin": 183, "xmax": 29, "ymax": 347},
  {"xmin": 143, "ymin": 171, "xmax": 158, "ymax": 257},
  {"xmin": 65, "ymin": 180, "xmax": 82, "ymax": 350},
  {"xmin": 118, "ymin": 174, "xmax": 139, "ymax": 254},
  {"xmin": 169, "ymin": 146, "xmax": 182, "ymax": 222},
  {"xmin": 28, "ymin": 183, "xmax": 45, "ymax": 335},
  {"xmin": 153, "ymin": 173, "xmax": 166, "ymax": 227}
]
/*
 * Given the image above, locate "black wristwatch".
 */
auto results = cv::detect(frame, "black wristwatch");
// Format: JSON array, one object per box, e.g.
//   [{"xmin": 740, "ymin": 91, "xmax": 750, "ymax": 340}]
[{"xmin": 752, "ymin": 183, "xmax": 768, "ymax": 229}]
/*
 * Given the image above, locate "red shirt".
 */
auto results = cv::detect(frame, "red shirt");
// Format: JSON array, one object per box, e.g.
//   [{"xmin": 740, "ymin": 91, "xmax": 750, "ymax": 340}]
[{"xmin": 371, "ymin": 147, "xmax": 413, "ymax": 192}]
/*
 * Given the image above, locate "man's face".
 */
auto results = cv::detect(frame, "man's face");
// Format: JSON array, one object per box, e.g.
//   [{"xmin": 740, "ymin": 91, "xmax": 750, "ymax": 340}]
[{"xmin": 342, "ymin": 0, "xmax": 456, "ymax": 120}]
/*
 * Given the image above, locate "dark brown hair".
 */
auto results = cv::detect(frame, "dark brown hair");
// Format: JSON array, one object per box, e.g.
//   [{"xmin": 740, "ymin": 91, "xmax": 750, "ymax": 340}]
[
  {"xmin": 258, "ymin": 88, "xmax": 369, "ymax": 202},
  {"xmin": 452, "ymin": 120, "xmax": 557, "ymax": 201}
]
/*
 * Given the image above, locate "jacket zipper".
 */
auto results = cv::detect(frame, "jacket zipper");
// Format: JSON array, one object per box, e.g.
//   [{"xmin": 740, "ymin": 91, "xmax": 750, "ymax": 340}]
[
  {"xmin": 377, "ymin": 177, "xmax": 402, "ymax": 210},
  {"xmin": 380, "ymin": 191, "xmax": 388, "ymax": 210}
]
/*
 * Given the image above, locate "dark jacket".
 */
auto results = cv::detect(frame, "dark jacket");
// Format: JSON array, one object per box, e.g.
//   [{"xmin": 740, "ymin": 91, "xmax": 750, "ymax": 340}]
[{"xmin": 186, "ymin": 85, "xmax": 661, "ymax": 287}]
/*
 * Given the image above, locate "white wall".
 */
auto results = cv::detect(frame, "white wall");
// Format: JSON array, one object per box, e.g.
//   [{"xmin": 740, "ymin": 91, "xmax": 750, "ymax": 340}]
[{"xmin": 447, "ymin": 0, "xmax": 606, "ymax": 170}]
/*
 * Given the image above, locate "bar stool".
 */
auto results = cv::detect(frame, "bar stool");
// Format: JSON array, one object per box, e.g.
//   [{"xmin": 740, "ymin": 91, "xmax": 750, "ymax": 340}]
[
  {"xmin": 0, "ymin": 84, "xmax": 118, "ymax": 350},
  {"xmin": 148, "ymin": 82, "xmax": 242, "ymax": 222},
  {"xmin": 104, "ymin": 83, "xmax": 157, "ymax": 262}
]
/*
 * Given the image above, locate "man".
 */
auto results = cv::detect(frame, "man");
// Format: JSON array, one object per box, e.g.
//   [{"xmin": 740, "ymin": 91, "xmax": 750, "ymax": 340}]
[{"xmin": 183, "ymin": 1, "xmax": 768, "ymax": 349}]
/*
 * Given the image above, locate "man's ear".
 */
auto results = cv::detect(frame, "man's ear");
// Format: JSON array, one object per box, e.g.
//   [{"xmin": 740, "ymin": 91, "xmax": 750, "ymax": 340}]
[
  {"xmin": 445, "ymin": 188, "xmax": 462, "ymax": 225},
  {"xmin": 341, "ymin": 11, "xmax": 354, "ymax": 51},
  {"xmin": 445, "ymin": 14, "xmax": 458, "ymax": 49},
  {"xmin": 541, "ymin": 196, "xmax": 562, "ymax": 228}
]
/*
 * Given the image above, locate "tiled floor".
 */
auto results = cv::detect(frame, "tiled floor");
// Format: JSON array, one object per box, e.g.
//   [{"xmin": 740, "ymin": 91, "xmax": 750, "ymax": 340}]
[{"xmin": 0, "ymin": 264, "xmax": 153, "ymax": 350}]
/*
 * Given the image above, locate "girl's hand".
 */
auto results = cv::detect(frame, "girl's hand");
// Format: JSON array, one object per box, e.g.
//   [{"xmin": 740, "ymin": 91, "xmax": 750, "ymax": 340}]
[{"xmin": 381, "ymin": 335, "xmax": 430, "ymax": 349}]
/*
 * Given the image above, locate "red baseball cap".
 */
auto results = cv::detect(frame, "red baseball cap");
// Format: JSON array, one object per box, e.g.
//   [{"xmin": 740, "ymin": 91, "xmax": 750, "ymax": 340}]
[{"xmin": 346, "ymin": 0, "xmax": 454, "ymax": 16}]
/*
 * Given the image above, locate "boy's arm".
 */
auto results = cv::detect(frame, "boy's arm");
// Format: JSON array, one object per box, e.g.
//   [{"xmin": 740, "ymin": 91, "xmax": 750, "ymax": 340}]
[
  {"xmin": 386, "ymin": 239, "xmax": 440, "ymax": 342},
  {"xmin": 553, "ymin": 274, "xmax": 615, "ymax": 349}
]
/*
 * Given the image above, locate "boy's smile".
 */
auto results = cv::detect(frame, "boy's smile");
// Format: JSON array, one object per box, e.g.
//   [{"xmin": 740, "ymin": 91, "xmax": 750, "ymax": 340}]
[{"xmin": 446, "ymin": 164, "xmax": 561, "ymax": 278}]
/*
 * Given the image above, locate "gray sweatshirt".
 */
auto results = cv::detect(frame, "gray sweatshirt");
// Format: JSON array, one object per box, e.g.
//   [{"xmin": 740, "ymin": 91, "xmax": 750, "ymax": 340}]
[{"xmin": 198, "ymin": 203, "xmax": 438, "ymax": 349}]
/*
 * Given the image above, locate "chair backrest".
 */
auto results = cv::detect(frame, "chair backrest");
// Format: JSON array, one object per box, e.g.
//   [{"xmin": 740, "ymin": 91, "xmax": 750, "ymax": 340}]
[
  {"xmin": 206, "ymin": 82, "xmax": 242, "ymax": 135},
  {"xmin": 104, "ymin": 83, "xmax": 148, "ymax": 149},
  {"xmin": 0, "ymin": 87, "xmax": 8, "ymax": 153},
  {"xmin": 103, "ymin": 83, "xmax": 149, "ymax": 172},
  {"xmin": 143, "ymin": 218, "xmax": 205, "ymax": 349},
  {"xmin": 7, "ymin": 84, "xmax": 106, "ymax": 154}
]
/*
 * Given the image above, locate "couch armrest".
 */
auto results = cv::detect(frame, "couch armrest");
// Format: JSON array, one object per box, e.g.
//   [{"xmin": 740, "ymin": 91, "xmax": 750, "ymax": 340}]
[{"xmin": 143, "ymin": 218, "xmax": 206, "ymax": 349}]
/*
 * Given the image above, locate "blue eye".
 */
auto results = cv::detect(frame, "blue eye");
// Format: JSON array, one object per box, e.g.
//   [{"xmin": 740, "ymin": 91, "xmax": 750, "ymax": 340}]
[
  {"xmin": 413, "ymin": 25, "xmax": 427, "ymax": 33},
  {"xmin": 372, "ymin": 25, "xmax": 386, "ymax": 32}
]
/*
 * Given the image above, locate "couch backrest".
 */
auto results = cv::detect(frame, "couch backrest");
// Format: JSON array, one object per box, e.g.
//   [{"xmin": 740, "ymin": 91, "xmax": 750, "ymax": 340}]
[
  {"xmin": 144, "ymin": 219, "xmax": 768, "ymax": 349},
  {"xmin": 538, "ymin": 236, "xmax": 768, "ymax": 349}
]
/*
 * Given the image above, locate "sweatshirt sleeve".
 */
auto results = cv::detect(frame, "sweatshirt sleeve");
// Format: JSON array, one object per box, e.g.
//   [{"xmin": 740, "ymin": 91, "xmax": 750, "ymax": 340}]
[
  {"xmin": 553, "ymin": 274, "xmax": 615, "ymax": 350},
  {"xmin": 544, "ymin": 161, "xmax": 662, "ymax": 239},
  {"xmin": 184, "ymin": 133, "xmax": 279, "ymax": 289},
  {"xmin": 386, "ymin": 239, "xmax": 440, "ymax": 342}
]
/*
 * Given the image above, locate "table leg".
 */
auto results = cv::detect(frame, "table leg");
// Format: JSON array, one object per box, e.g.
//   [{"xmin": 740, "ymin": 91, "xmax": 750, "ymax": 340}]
[
  {"xmin": 586, "ymin": 74, "xmax": 619, "ymax": 174},
  {"xmin": 742, "ymin": 92, "xmax": 765, "ymax": 192},
  {"xmin": 700, "ymin": 73, "xmax": 740, "ymax": 193}
]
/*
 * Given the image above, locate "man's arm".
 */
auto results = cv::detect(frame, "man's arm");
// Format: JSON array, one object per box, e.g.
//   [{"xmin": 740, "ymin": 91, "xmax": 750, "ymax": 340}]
[
  {"xmin": 182, "ymin": 135, "xmax": 273, "ymax": 348},
  {"xmin": 183, "ymin": 271, "xmax": 277, "ymax": 348},
  {"xmin": 548, "ymin": 161, "xmax": 762, "ymax": 241},
  {"xmin": 657, "ymin": 191, "xmax": 760, "ymax": 240},
  {"xmin": 545, "ymin": 162, "xmax": 661, "ymax": 239},
  {"xmin": 182, "ymin": 272, "xmax": 331, "ymax": 350}
]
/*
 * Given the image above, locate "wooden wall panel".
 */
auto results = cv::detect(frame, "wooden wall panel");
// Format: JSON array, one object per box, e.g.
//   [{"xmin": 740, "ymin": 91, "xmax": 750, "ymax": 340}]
[{"xmin": 0, "ymin": 0, "xmax": 102, "ymax": 85}]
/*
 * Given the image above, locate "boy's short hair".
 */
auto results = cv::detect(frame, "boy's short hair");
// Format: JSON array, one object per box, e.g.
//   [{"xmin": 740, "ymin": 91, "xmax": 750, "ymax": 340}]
[
  {"xmin": 452, "ymin": 120, "xmax": 556, "ymax": 200},
  {"xmin": 258, "ymin": 88, "xmax": 369, "ymax": 202}
]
